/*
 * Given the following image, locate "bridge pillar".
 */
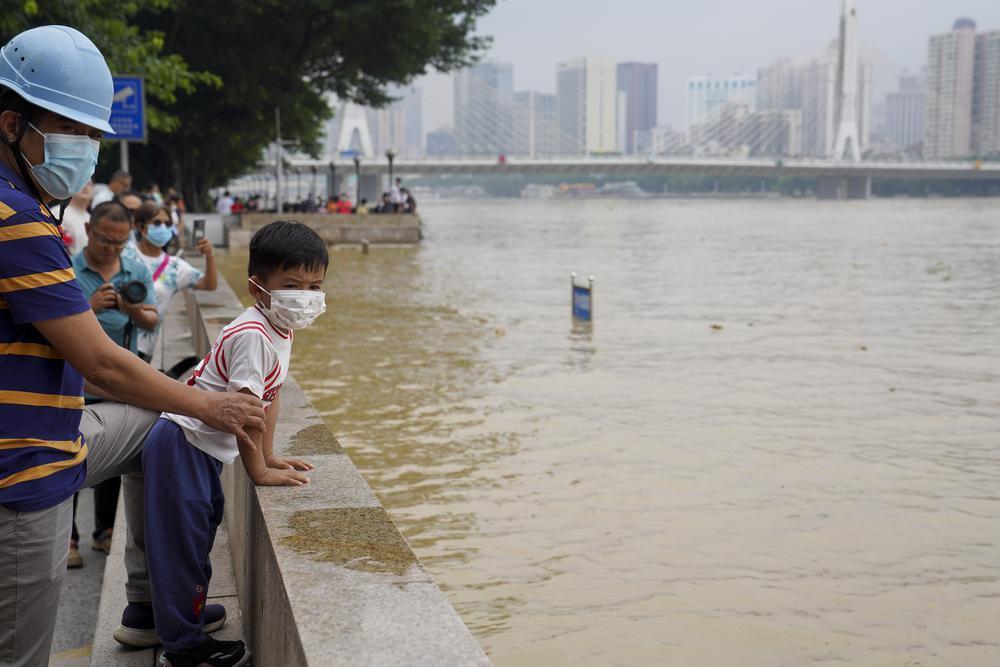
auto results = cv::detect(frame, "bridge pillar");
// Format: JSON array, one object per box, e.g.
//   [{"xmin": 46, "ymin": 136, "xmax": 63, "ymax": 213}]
[
  {"xmin": 816, "ymin": 176, "xmax": 871, "ymax": 200},
  {"xmin": 846, "ymin": 176, "xmax": 871, "ymax": 199}
]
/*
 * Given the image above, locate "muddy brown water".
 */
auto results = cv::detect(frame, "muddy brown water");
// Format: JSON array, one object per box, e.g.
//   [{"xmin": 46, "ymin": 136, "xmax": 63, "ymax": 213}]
[{"xmin": 220, "ymin": 198, "xmax": 1000, "ymax": 666}]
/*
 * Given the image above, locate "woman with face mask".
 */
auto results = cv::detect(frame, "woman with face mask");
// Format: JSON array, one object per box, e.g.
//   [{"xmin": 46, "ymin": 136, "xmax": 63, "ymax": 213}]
[{"xmin": 133, "ymin": 201, "xmax": 217, "ymax": 362}]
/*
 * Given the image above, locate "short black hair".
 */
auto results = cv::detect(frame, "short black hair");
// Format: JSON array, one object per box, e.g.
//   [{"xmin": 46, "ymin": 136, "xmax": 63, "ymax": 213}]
[
  {"xmin": 90, "ymin": 201, "xmax": 131, "ymax": 228},
  {"xmin": 248, "ymin": 220, "xmax": 328, "ymax": 280}
]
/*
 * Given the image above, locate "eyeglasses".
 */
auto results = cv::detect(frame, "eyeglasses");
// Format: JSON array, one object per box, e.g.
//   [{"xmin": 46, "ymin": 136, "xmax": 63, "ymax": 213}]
[{"xmin": 90, "ymin": 230, "xmax": 130, "ymax": 249}]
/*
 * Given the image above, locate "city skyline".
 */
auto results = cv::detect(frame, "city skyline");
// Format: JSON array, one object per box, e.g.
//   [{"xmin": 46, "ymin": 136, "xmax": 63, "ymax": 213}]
[{"xmin": 414, "ymin": 0, "xmax": 1000, "ymax": 135}]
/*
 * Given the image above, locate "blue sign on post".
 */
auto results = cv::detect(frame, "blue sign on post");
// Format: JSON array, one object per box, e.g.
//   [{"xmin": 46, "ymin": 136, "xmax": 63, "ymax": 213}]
[
  {"xmin": 571, "ymin": 273, "xmax": 594, "ymax": 321},
  {"xmin": 109, "ymin": 76, "xmax": 146, "ymax": 141}
]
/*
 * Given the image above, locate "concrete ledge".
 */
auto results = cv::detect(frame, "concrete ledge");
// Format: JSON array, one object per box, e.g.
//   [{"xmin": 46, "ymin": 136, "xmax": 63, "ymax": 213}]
[
  {"xmin": 188, "ymin": 280, "xmax": 490, "ymax": 665},
  {"xmin": 230, "ymin": 212, "xmax": 422, "ymax": 248}
]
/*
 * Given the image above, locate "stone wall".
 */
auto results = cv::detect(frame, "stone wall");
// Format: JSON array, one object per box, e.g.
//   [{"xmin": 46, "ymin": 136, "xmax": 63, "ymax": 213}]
[
  {"xmin": 184, "ymin": 280, "xmax": 490, "ymax": 666},
  {"xmin": 228, "ymin": 213, "xmax": 422, "ymax": 248}
]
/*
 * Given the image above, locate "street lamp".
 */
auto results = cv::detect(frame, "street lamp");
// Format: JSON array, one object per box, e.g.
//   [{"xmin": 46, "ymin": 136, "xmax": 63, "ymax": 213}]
[
  {"xmin": 328, "ymin": 161, "xmax": 335, "ymax": 204},
  {"xmin": 385, "ymin": 147, "xmax": 397, "ymax": 192},
  {"xmin": 353, "ymin": 156, "xmax": 361, "ymax": 205}
]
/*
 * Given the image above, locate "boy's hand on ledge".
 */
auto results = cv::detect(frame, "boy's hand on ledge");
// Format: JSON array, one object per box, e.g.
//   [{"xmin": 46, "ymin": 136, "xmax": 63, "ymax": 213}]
[
  {"xmin": 265, "ymin": 454, "xmax": 315, "ymax": 472},
  {"xmin": 256, "ymin": 467, "xmax": 311, "ymax": 486}
]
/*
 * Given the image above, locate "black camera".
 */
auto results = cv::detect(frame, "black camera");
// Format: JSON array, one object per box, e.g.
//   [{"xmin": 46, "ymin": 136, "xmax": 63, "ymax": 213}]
[{"xmin": 116, "ymin": 280, "xmax": 148, "ymax": 305}]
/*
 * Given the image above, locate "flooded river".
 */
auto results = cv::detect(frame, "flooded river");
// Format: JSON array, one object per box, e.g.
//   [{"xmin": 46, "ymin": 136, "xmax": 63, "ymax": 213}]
[{"xmin": 221, "ymin": 198, "xmax": 1000, "ymax": 666}]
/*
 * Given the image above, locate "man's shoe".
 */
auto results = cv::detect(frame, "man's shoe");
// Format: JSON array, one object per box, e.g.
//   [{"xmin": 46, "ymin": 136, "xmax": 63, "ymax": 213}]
[
  {"xmin": 67, "ymin": 541, "xmax": 83, "ymax": 569},
  {"xmin": 158, "ymin": 637, "xmax": 250, "ymax": 667},
  {"xmin": 113, "ymin": 602, "xmax": 228, "ymax": 648},
  {"xmin": 91, "ymin": 528, "xmax": 113, "ymax": 554}
]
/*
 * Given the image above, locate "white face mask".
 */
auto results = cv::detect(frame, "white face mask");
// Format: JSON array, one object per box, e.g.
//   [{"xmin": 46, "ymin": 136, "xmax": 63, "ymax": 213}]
[{"xmin": 250, "ymin": 278, "xmax": 326, "ymax": 330}]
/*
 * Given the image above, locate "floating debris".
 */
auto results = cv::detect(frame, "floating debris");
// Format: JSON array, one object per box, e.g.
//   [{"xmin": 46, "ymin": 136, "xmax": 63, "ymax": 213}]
[{"xmin": 710, "ymin": 324, "xmax": 724, "ymax": 331}]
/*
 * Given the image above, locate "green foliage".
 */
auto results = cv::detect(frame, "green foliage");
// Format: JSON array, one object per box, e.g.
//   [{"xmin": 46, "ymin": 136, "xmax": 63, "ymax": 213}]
[
  {"xmin": 0, "ymin": 0, "xmax": 220, "ymax": 134},
  {"xmin": 1, "ymin": 0, "xmax": 495, "ymax": 206},
  {"xmin": 133, "ymin": 0, "xmax": 494, "ymax": 206}
]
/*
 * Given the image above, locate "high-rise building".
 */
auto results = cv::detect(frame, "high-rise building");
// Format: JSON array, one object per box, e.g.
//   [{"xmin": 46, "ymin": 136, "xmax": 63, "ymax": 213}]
[
  {"xmin": 367, "ymin": 86, "xmax": 423, "ymax": 157},
  {"xmin": 685, "ymin": 74, "xmax": 756, "ymax": 127},
  {"xmin": 512, "ymin": 92, "xmax": 569, "ymax": 156},
  {"xmin": 885, "ymin": 75, "xmax": 924, "ymax": 151},
  {"xmin": 426, "ymin": 126, "xmax": 458, "ymax": 156},
  {"xmin": 685, "ymin": 104, "xmax": 802, "ymax": 158},
  {"xmin": 924, "ymin": 18, "xmax": 977, "ymax": 158},
  {"xmin": 616, "ymin": 63, "xmax": 658, "ymax": 154},
  {"xmin": 756, "ymin": 49, "xmax": 871, "ymax": 158},
  {"xmin": 453, "ymin": 62, "xmax": 514, "ymax": 155},
  {"xmin": 973, "ymin": 29, "xmax": 1000, "ymax": 156},
  {"xmin": 557, "ymin": 58, "xmax": 618, "ymax": 154}
]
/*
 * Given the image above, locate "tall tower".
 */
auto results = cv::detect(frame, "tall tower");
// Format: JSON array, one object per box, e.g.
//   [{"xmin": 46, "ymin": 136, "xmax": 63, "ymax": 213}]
[{"xmin": 832, "ymin": 0, "xmax": 861, "ymax": 160}]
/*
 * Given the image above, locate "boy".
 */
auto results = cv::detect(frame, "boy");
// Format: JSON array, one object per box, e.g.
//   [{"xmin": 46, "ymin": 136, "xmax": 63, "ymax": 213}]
[{"xmin": 141, "ymin": 221, "xmax": 327, "ymax": 666}]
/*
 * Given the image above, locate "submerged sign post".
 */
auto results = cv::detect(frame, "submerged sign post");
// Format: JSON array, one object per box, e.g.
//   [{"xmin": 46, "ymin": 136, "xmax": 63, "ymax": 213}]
[
  {"xmin": 109, "ymin": 76, "xmax": 146, "ymax": 172},
  {"xmin": 571, "ymin": 273, "xmax": 595, "ymax": 321}
]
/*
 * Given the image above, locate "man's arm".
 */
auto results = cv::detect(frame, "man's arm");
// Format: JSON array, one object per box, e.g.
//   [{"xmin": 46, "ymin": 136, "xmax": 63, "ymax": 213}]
[
  {"xmin": 235, "ymin": 389, "xmax": 309, "ymax": 486},
  {"xmin": 34, "ymin": 309, "xmax": 265, "ymax": 449}
]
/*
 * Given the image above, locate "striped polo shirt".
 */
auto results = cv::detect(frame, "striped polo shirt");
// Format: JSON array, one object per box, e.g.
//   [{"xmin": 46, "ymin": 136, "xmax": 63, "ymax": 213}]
[{"xmin": 0, "ymin": 162, "xmax": 91, "ymax": 512}]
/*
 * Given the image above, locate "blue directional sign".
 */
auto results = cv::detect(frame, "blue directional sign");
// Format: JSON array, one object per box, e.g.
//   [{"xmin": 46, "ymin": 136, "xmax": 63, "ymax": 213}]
[
  {"xmin": 109, "ymin": 76, "xmax": 146, "ymax": 141},
  {"xmin": 571, "ymin": 273, "xmax": 594, "ymax": 321},
  {"xmin": 572, "ymin": 285, "xmax": 592, "ymax": 321}
]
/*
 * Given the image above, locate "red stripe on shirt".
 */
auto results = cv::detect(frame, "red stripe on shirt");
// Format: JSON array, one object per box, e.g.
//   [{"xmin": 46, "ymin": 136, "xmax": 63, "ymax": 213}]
[{"xmin": 211, "ymin": 322, "xmax": 271, "ymax": 384}]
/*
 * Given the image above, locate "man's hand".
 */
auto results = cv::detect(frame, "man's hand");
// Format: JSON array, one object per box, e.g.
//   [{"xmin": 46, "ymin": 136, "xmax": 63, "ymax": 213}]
[
  {"xmin": 196, "ymin": 238, "xmax": 214, "ymax": 257},
  {"xmin": 89, "ymin": 283, "xmax": 117, "ymax": 313},
  {"xmin": 256, "ymin": 467, "xmax": 310, "ymax": 486},
  {"xmin": 265, "ymin": 454, "xmax": 314, "ymax": 472},
  {"xmin": 199, "ymin": 392, "xmax": 266, "ymax": 451}
]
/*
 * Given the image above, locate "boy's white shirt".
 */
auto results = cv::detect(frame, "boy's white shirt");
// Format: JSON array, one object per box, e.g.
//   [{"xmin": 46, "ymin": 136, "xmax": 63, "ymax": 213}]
[{"xmin": 163, "ymin": 305, "xmax": 293, "ymax": 464}]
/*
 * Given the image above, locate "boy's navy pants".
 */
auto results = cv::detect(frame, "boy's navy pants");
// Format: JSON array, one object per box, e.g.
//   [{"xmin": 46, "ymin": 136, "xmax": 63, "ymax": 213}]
[{"xmin": 143, "ymin": 418, "xmax": 224, "ymax": 652}]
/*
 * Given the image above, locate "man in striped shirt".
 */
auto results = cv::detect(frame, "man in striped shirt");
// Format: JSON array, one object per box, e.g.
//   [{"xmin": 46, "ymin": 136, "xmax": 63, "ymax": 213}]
[{"xmin": 0, "ymin": 26, "xmax": 265, "ymax": 665}]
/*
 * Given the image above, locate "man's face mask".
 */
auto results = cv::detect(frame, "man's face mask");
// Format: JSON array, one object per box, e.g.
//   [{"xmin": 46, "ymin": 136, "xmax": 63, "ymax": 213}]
[{"xmin": 24, "ymin": 123, "xmax": 99, "ymax": 200}]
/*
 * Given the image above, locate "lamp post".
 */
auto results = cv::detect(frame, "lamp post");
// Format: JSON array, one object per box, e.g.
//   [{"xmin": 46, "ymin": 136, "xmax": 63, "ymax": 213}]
[
  {"xmin": 353, "ymin": 156, "xmax": 361, "ymax": 205},
  {"xmin": 385, "ymin": 147, "xmax": 396, "ymax": 193},
  {"xmin": 328, "ymin": 161, "xmax": 335, "ymax": 204}
]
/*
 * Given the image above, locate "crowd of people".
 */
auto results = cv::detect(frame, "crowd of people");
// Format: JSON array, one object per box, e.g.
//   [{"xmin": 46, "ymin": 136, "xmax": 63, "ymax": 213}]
[
  {"xmin": 47, "ymin": 169, "xmax": 221, "ymax": 572},
  {"xmin": 214, "ymin": 177, "xmax": 418, "ymax": 216},
  {"xmin": 0, "ymin": 23, "xmax": 347, "ymax": 667}
]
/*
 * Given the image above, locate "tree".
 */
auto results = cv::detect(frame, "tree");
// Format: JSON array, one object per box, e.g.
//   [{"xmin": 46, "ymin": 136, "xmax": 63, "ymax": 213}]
[
  {"xmin": 134, "ymin": 0, "xmax": 495, "ymax": 206},
  {"xmin": 0, "ymin": 0, "xmax": 220, "ymax": 135},
  {"xmin": 1, "ymin": 0, "xmax": 496, "ymax": 207}
]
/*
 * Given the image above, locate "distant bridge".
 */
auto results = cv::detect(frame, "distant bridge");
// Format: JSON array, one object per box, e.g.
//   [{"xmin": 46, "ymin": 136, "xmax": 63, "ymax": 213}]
[
  {"xmin": 234, "ymin": 155, "xmax": 1000, "ymax": 202},
  {"xmin": 230, "ymin": 156, "xmax": 1000, "ymax": 201},
  {"xmin": 289, "ymin": 155, "xmax": 1000, "ymax": 180}
]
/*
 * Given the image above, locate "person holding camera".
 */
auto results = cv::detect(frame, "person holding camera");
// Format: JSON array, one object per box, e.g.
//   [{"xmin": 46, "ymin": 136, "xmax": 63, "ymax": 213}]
[
  {"xmin": 73, "ymin": 201, "xmax": 158, "ymax": 357},
  {"xmin": 68, "ymin": 201, "xmax": 158, "ymax": 560}
]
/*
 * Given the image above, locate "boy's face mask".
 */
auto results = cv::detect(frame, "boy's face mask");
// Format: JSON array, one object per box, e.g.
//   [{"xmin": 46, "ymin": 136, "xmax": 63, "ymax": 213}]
[{"xmin": 250, "ymin": 278, "xmax": 326, "ymax": 330}]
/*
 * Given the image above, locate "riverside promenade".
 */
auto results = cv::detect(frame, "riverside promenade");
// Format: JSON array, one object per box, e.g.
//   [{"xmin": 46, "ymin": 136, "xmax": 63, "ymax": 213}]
[{"xmin": 51, "ymin": 256, "xmax": 489, "ymax": 666}]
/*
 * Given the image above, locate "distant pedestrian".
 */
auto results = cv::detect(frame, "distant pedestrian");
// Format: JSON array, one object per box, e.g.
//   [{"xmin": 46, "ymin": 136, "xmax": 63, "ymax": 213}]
[
  {"xmin": 91, "ymin": 169, "xmax": 132, "ymax": 207},
  {"xmin": 401, "ymin": 188, "xmax": 417, "ymax": 214},
  {"xmin": 390, "ymin": 177, "xmax": 403, "ymax": 212},
  {"xmin": 335, "ymin": 193, "xmax": 353, "ymax": 214},
  {"xmin": 61, "ymin": 180, "xmax": 94, "ymax": 255},
  {"xmin": 215, "ymin": 190, "xmax": 234, "ymax": 215}
]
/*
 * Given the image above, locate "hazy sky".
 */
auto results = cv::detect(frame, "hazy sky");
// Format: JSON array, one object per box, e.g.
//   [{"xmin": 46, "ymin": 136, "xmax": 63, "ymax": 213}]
[{"xmin": 414, "ymin": 0, "xmax": 1000, "ymax": 135}]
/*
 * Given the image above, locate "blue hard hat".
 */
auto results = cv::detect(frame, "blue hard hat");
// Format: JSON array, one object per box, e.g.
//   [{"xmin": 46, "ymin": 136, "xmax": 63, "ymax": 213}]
[{"xmin": 0, "ymin": 25, "xmax": 114, "ymax": 134}]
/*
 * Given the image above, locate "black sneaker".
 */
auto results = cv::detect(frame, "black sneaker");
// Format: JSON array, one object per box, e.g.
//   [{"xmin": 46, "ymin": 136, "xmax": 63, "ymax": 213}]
[
  {"xmin": 158, "ymin": 637, "xmax": 250, "ymax": 666},
  {"xmin": 113, "ymin": 602, "xmax": 228, "ymax": 648}
]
